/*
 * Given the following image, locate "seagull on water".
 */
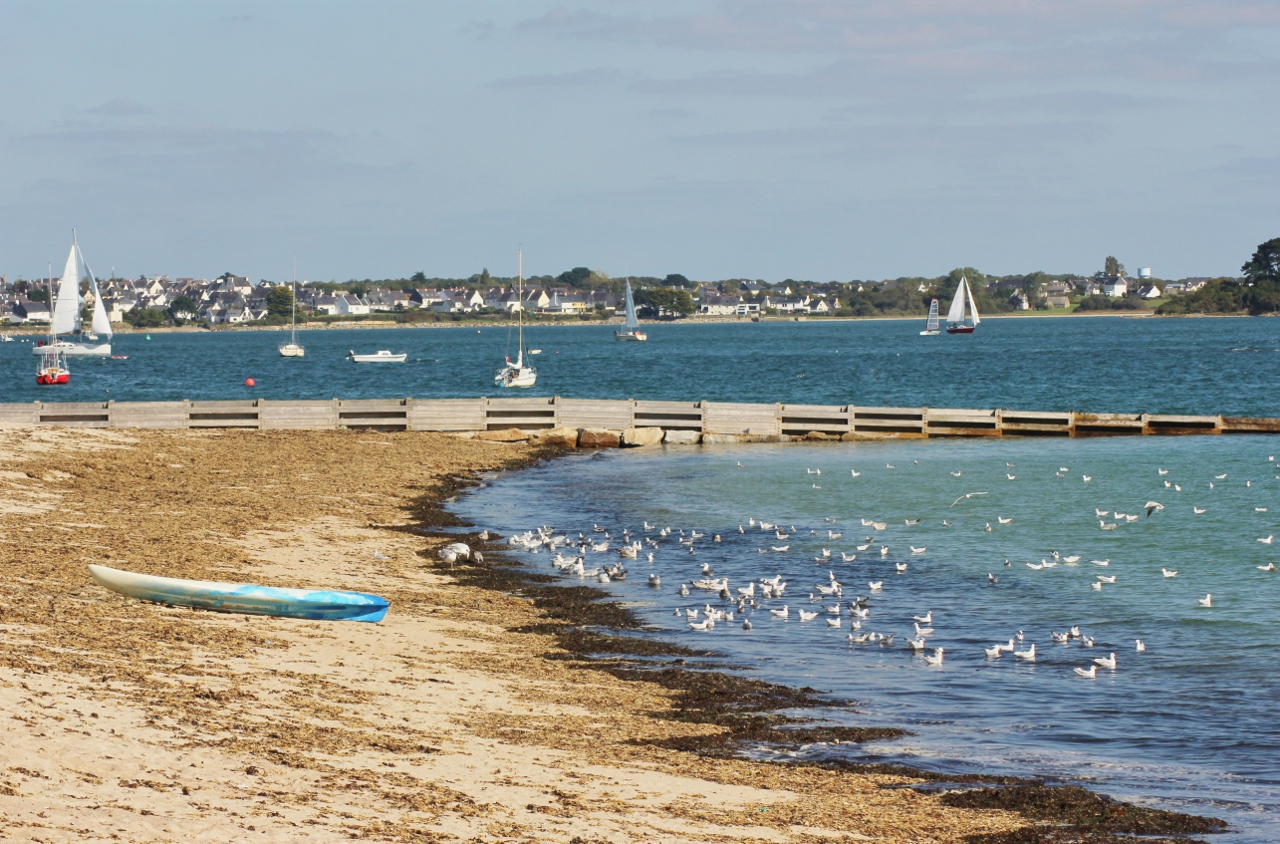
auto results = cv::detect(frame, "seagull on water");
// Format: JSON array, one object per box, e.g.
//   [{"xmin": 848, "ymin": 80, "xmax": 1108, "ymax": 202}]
[
  {"xmin": 1093, "ymin": 653, "xmax": 1117, "ymax": 669},
  {"xmin": 909, "ymin": 637, "xmax": 928, "ymax": 651},
  {"xmin": 910, "ymin": 546, "xmax": 926, "ymax": 554},
  {"xmin": 1193, "ymin": 507, "xmax": 1206, "ymax": 514},
  {"xmin": 868, "ymin": 581, "xmax": 884, "ymax": 592},
  {"xmin": 1135, "ymin": 639, "xmax": 1146, "ymax": 651},
  {"xmin": 1083, "ymin": 475, "xmax": 1093, "ymax": 482},
  {"xmin": 1259, "ymin": 535, "xmax": 1274, "ymax": 544},
  {"xmin": 997, "ymin": 517, "xmax": 1013, "ymax": 524},
  {"xmin": 1091, "ymin": 581, "xmax": 1103, "ymax": 591},
  {"xmin": 1074, "ymin": 665, "xmax": 1097, "ymax": 678},
  {"xmin": 1158, "ymin": 468, "xmax": 1168, "ymax": 475},
  {"xmin": 850, "ymin": 469, "xmax": 861, "ymax": 477},
  {"xmin": 798, "ymin": 610, "xmax": 819, "ymax": 621},
  {"xmin": 1198, "ymin": 594, "xmax": 1213, "ymax": 607},
  {"xmin": 913, "ymin": 611, "xmax": 933, "ymax": 623},
  {"xmin": 1097, "ymin": 575, "xmax": 1117, "ymax": 583},
  {"xmin": 1007, "ymin": 474, "xmax": 1017, "ymax": 480},
  {"xmin": 984, "ymin": 644, "xmax": 1003, "ymax": 658},
  {"xmin": 924, "ymin": 647, "xmax": 944, "ymax": 665},
  {"xmin": 1015, "ymin": 643, "xmax": 1036, "ymax": 661},
  {"xmin": 1258, "ymin": 562, "xmax": 1277, "ymax": 571},
  {"xmin": 950, "ymin": 471, "xmax": 962, "ymax": 477},
  {"xmin": 770, "ymin": 606, "xmax": 790, "ymax": 618},
  {"xmin": 1162, "ymin": 568, "xmax": 1178, "ymax": 578}
]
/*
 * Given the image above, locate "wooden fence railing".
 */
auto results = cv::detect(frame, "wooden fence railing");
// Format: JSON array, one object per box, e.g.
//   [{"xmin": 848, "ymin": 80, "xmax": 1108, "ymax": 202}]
[{"xmin": 1, "ymin": 398, "xmax": 1277, "ymax": 438}]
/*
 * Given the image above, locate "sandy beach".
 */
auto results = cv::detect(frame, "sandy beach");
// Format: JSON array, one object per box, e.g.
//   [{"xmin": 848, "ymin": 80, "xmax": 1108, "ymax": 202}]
[{"xmin": 0, "ymin": 428, "xmax": 1216, "ymax": 843}]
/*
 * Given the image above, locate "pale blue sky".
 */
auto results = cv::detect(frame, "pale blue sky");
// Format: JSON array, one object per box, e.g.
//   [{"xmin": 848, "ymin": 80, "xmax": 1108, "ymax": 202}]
[{"xmin": 2, "ymin": 1, "xmax": 1277, "ymax": 282}]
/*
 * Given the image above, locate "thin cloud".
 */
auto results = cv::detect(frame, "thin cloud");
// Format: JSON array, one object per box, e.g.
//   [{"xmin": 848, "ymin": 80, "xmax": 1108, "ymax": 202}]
[
  {"xmin": 84, "ymin": 98, "xmax": 151, "ymax": 117},
  {"xmin": 490, "ymin": 67, "xmax": 624, "ymax": 89}
]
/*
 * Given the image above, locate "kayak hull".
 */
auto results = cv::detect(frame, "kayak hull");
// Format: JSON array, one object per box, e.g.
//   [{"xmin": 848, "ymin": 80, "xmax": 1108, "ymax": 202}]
[{"xmin": 88, "ymin": 564, "xmax": 390, "ymax": 623}]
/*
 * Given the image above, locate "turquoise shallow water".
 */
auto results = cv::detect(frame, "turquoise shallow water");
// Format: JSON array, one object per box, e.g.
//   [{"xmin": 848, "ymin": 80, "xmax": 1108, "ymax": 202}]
[
  {"xmin": 455, "ymin": 436, "xmax": 1280, "ymax": 841},
  {"xmin": 2, "ymin": 315, "xmax": 1278, "ymax": 414}
]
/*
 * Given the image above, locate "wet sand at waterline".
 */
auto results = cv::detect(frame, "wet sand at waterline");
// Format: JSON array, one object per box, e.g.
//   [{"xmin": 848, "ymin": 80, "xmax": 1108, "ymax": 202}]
[{"xmin": 0, "ymin": 428, "xmax": 1111, "ymax": 842}]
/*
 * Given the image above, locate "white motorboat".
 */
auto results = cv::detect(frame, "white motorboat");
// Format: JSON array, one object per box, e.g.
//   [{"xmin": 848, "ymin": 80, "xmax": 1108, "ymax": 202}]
[
  {"xmin": 279, "ymin": 264, "xmax": 304, "ymax": 357},
  {"xmin": 496, "ymin": 249, "xmax": 537, "ymax": 388},
  {"xmin": 615, "ymin": 278, "xmax": 647, "ymax": 341},
  {"xmin": 920, "ymin": 297, "xmax": 941, "ymax": 335},
  {"xmin": 347, "ymin": 349, "xmax": 406, "ymax": 363},
  {"xmin": 32, "ymin": 232, "xmax": 113, "ymax": 356}
]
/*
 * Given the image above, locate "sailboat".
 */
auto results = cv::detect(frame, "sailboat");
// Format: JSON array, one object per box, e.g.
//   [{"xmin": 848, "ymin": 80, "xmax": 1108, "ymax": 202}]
[
  {"xmin": 32, "ymin": 232, "xmax": 112, "ymax": 356},
  {"xmin": 495, "ymin": 250, "xmax": 537, "ymax": 388},
  {"xmin": 945, "ymin": 276, "xmax": 980, "ymax": 334},
  {"xmin": 920, "ymin": 298, "xmax": 941, "ymax": 335},
  {"xmin": 36, "ymin": 262, "xmax": 70, "ymax": 385},
  {"xmin": 615, "ymin": 278, "xmax": 647, "ymax": 341},
  {"xmin": 278, "ymin": 264, "xmax": 304, "ymax": 357}
]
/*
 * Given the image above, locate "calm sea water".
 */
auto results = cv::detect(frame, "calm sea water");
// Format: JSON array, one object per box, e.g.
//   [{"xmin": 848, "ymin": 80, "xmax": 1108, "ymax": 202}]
[
  {"xmin": 2, "ymin": 315, "xmax": 1278, "ymax": 414},
  {"xmin": 456, "ymin": 437, "xmax": 1280, "ymax": 841}
]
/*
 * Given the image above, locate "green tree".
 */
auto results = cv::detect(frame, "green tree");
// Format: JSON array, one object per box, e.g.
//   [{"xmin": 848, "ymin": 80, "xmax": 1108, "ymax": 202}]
[
  {"xmin": 1104, "ymin": 256, "xmax": 1125, "ymax": 277},
  {"xmin": 664, "ymin": 273, "xmax": 690, "ymax": 287},
  {"xmin": 1242, "ymin": 237, "xmax": 1280, "ymax": 284},
  {"xmin": 126, "ymin": 307, "xmax": 168, "ymax": 328},
  {"xmin": 410, "ymin": 270, "xmax": 427, "ymax": 285},
  {"xmin": 556, "ymin": 267, "xmax": 592, "ymax": 289},
  {"xmin": 169, "ymin": 295, "xmax": 200, "ymax": 321},
  {"xmin": 1022, "ymin": 271, "xmax": 1049, "ymax": 308},
  {"xmin": 265, "ymin": 285, "xmax": 295, "ymax": 319},
  {"xmin": 633, "ymin": 286, "xmax": 695, "ymax": 318}
]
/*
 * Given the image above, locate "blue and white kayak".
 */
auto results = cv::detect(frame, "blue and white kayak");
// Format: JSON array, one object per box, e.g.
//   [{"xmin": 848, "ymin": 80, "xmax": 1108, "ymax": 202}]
[{"xmin": 87, "ymin": 564, "xmax": 390, "ymax": 623}]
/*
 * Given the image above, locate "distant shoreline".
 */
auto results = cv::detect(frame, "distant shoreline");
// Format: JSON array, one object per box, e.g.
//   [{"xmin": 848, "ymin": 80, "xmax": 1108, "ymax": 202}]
[{"xmin": 3, "ymin": 309, "xmax": 1265, "ymax": 336}]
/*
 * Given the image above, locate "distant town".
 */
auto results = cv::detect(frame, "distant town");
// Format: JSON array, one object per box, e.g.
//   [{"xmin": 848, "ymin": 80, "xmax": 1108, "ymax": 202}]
[{"xmin": 0, "ymin": 259, "xmax": 1261, "ymax": 329}]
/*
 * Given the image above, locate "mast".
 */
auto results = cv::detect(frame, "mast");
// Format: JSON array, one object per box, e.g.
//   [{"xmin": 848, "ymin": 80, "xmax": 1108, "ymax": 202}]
[
  {"xmin": 515, "ymin": 248, "xmax": 523, "ymax": 368},
  {"xmin": 291, "ymin": 257, "xmax": 298, "ymax": 345}
]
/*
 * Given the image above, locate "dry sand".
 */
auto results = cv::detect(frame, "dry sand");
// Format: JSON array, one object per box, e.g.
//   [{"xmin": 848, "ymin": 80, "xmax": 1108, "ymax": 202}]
[{"xmin": 0, "ymin": 427, "xmax": 1027, "ymax": 842}]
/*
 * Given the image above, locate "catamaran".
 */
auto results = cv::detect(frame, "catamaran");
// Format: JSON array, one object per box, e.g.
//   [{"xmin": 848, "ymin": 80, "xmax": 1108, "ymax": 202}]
[
  {"xmin": 279, "ymin": 262, "xmax": 304, "ymax": 357},
  {"xmin": 945, "ymin": 276, "xmax": 980, "ymax": 334},
  {"xmin": 615, "ymin": 278, "xmax": 647, "ymax": 341},
  {"xmin": 920, "ymin": 298, "xmax": 941, "ymax": 335},
  {"xmin": 495, "ymin": 250, "xmax": 537, "ymax": 388},
  {"xmin": 33, "ymin": 233, "xmax": 113, "ymax": 356}
]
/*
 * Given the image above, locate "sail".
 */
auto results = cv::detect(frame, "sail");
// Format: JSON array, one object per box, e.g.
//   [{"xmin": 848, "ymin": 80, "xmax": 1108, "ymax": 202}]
[
  {"xmin": 623, "ymin": 280, "xmax": 639, "ymax": 330},
  {"xmin": 925, "ymin": 298, "xmax": 939, "ymax": 330},
  {"xmin": 945, "ymin": 278, "xmax": 967, "ymax": 326},
  {"xmin": 967, "ymin": 279, "xmax": 981, "ymax": 325},
  {"xmin": 51, "ymin": 244, "xmax": 81, "ymax": 336},
  {"xmin": 79, "ymin": 247, "xmax": 113, "ymax": 337}
]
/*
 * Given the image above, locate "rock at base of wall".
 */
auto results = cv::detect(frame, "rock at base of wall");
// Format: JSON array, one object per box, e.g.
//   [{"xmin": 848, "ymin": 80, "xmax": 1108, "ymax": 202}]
[
  {"xmin": 533, "ymin": 426, "xmax": 580, "ymax": 448},
  {"xmin": 474, "ymin": 428, "xmax": 529, "ymax": 443},
  {"xmin": 622, "ymin": 427, "xmax": 664, "ymax": 447},
  {"xmin": 804, "ymin": 430, "xmax": 835, "ymax": 441},
  {"xmin": 578, "ymin": 428, "xmax": 622, "ymax": 448},
  {"xmin": 701, "ymin": 433, "xmax": 741, "ymax": 445},
  {"xmin": 841, "ymin": 431, "xmax": 861, "ymax": 442},
  {"xmin": 664, "ymin": 430, "xmax": 702, "ymax": 445}
]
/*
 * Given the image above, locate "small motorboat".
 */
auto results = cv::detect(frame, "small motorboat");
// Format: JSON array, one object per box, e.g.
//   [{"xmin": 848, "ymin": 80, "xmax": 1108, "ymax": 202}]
[
  {"xmin": 88, "ymin": 564, "xmax": 390, "ymax": 623},
  {"xmin": 347, "ymin": 349, "xmax": 407, "ymax": 363}
]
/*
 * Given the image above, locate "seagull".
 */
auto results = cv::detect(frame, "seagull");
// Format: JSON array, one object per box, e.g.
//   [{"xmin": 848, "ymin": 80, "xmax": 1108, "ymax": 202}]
[
  {"xmin": 1135, "ymin": 639, "xmax": 1146, "ymax": 651},
  {"xmin": 1257, "ymin": 507, "xmax": 1269, "ymax": 513},
  {"xmin": 1198, "ymin": 594, "xmax": 1212, "ymax": 607},
  {"xmin": 1090, "ymin": 581, "xmax": 1103, "ymax": 591},
  {"xmin": 913, "ymin": 622, "xmax": 934, "ymax": 636},
  {"xmin": 895, "ymin": 562, "xmax": 909, "ymax": 572},
  {"xmin": 679, "ymin": 584, "xmax": 690, "ymax": 597},
  {"xmin": 951, "ymin": 491, "xmax": 989, "ymax": 507},
  {"xmin": 848, "ymin": 632, "xmax": 870, "ymax": 643},
  {"xmin": 648, "ymin": 574, "xmax": 661, "ymax": 587},
  {"xmin": 826, "ymin": 617, "xmax": 842, "ymax": 627},
  {"xmin": 910, "ymin": 546, "xmax": 926, "ymax": 554},
  {"xmin": 908, "ymin": 637, "xmax": 929, "ymax": 651},
  {"xmin": 1161, "ymin": 568, "xmax": 1178, "ymax": 578},
  {"xmin": 1193, "ymin": 507, "xmax": 1206, "ymax": 514},
  {"xmin": 1093, "ymin": 653, "xmax": 1117, "ymax": 669},
  {"xmin": 950, "ymin": 471, "xmax": 962, "ymax": 477},
  {"xmin": 688, "ymin": 618, "xmax": 714, "ymax": 631},
  {"xmin": 1015, "ymin": 643, "xmax": 1036, "ymax": 661},
  {"xmin": 1145, "ymin": 501, "xmax": 1165, "ymax": 516},
  {"xmin": 923, "ymin": 647, "xmax": 944, "ymax": 665},
  {"xmin": 841, "ymin": 552, "xmax": 858, "ymax": 562},
  {"xmin": 1174, "ymin": 484, "xmax": 1181, "ymax": 491},
  {"xmin": 1259, "ymin": 536, "xmax": 1274, "ymax": 545},
  {"xmin": 798, "ymin": 610, "xmax": 819, "ymax": 621},
  {"xmin": 904, "ymin": 518, "xmax": 921, "ymax": 525},
  {"xmin": 806, "ymin": 468, "xmax": 821, "ymax": 475},
  {"xmin": 1158, "ymin": 468, "xmax": 1168, "ymax": 475},
  {"xmin": 1215, "ymin": 473, "xmax": 1228, "ymax": 480},
  {"xmin": 988, "ymin": 573, "xmax": 998, "ymax": 583},
  {"xmin": 850, "ymin": 469, "xmax": 861, "ymax": 477},
  {"xmin": 997, "ymin": 517, "xmax": 1013, "ymax": 524},
  {"xmin": 1258, "ymin": 562, "xmax": 1277, "ymax": 571},
  {"xmin": 1083, "ymin": 475, "xmax": 1092, "ymax": 482},
  {"xmin": 742, "ymin": 619, "xmax": 752, "ymax": 630},
  {"xmin": 1074, "ymin": 665, "xmax": 1097, "ymax": 678},
  {"xmin": 1007, "ymin": 474, "xmax": 1017, "ymax": 481},
  {"xmin": 879, "ymin": 546, "xmax": 890, "ymax": 556},
  {"xmin": 886, "ymin": 464, "xmax": 895, "ymax": 469},
  {"xmin": 1026, "ymin": 562, "xmax": 1044, "ymax": 570},
  {"xmin": 1097, "ymin": 575, "xmax": 1117, "ymax": 583},
  {"xmin": 984, "ymin": 644, "xmax": 1003, "ymax": 658},
  {"xmin": 868, "ymin": 581, "xmax": 883, "ymax": 591},
  {"xmin": 1091, "ymin": 559, "xmax": 1110, "ymax": 566},
  {"xmin": 912, "ymin": 611, "xmax": 933, "ymax": 624},
  {"xmin": 770, "ymin": 606, "xmax": 790, "ymax": 618},
  {"xmin": 985, "ymin": 523, "xmax": 993, "ymax": 531},
  {"xmin": 1063, "ymin": 555, "xmax": 1081, "ymax": 563}
]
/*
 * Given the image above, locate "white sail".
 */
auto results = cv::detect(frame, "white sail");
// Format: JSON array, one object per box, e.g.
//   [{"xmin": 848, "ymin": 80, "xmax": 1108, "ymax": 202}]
[
  {"xmin": 80, "ymin": 247, "xmax": 113, "ymax": 337},
  {"xmin": 967, "ymin": 278, "xmax": 981, "ymax": 325},
  {"xmin": 51, "ymin": 244, "xmax": 81, "ymax": 336},
  {"xmin": 623, "ymin": 280, "xmax": 639, "ymax": 330},
  {"xmin": 945, "ymin": 278, "xmax": 967, "ymax": 326}
]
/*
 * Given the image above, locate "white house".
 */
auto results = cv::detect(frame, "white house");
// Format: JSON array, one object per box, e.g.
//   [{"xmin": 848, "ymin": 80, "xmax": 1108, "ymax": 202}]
[
  {"xmin": 1136, "ymin": 284, "xmax": 1162, "ymax": 300},
  {"xmin": 1102, "ymin": 279, "xmax": 1128, "ymax": 298},
  {"xmin": 698, "ymin": 294, "xmax": 741, "ymax": 316},
  {"xmin": 336, "ymin": 294, "xmax": 370, "ymax": 316}
]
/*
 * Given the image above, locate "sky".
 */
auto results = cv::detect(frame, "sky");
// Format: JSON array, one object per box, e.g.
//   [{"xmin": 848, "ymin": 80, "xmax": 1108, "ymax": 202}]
[{"xmin": 1, "ymin": 1, "xmax": 1278, "ymax": 283}]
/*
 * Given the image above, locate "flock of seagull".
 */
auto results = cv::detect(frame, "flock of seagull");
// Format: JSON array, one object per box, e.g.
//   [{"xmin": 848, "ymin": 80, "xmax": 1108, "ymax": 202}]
[{"xmin": 500, "ymin": 452, "xmax": 1277, "ymax": 680}]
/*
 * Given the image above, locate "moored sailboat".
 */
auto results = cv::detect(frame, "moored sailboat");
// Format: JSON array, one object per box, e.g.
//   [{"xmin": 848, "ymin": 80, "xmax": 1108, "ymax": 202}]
[
  {"xmin": 279, "ymin": 264, "xmax": 305, "ymax": 357},
  {"xmin": 495, "ymin": 250, "xmax": 537, "ymax": 388},
  {"xmin": 920, "ymin": 298, "xmax": 941, "ymax": 335},
  {"xmin": 945, "ymin": 276, "xmax": 980, "ymax": 334},
  {"xmin": 615, "ymin": 278, "xmax": 647, "ymax": 341},
  {"xmin": 36, "ymin": 260, "xmax": 70, "ymax": 385}
]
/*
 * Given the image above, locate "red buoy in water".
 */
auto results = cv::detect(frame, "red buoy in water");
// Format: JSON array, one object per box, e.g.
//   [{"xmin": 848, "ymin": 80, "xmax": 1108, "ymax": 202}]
[{"xmin": 244, "ymin": 377, "xmax": 256, "ymax": 387}]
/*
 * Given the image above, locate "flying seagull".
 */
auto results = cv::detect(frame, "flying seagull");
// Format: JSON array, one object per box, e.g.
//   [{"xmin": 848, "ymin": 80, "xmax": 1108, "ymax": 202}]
[{"xmin": 951, "ymin": 491, "xmax": 990, "ymax": 507}]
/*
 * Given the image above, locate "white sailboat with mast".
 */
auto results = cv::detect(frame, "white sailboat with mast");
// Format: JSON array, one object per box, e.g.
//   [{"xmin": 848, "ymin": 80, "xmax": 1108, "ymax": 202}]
[
  {"xmin": 495, "ymin": 250, "xmax": 537, "ymax": 388},
  {"xmin": 279, "ymin": 260, "xmax": 304, "ymax": 357},
  {"xmin": 920, "ymin": 297, "xmax": 940, "ymax": 335},
  {"xmin": 33, "ymin": 231, "xmax": 113, "ymax": 356},
  {"xmin": 36, "ymin": 262, "xmax": 69, "ymax": 384},
  {"xmin": 945, "ymin": 275, "xmax": 980, "ymax": 334},
  {"xmin": 615, "ymin": 278, "xmax": 647, "ymax": 341}
]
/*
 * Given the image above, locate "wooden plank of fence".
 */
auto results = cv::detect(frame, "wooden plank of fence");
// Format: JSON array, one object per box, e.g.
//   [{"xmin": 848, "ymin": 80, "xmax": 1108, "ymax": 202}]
[
  {"xmin": 39, "ymin": 401, "xmax": 111, "ymax": 427},
  {"xmin": 0, "ymin": 402, "xmax": 40, "ymax": 426},
  {"xmin": 1001, "ymin": 409, "xmax": 1074, "ymax": 436},
  {"xmin": 851, "ymin": 405, "xmax": 926, "ymax": 437},
  {"xmin": 632, "ymin": 400, "xmax": 703, "ymax": 431},
  {"xmin": 188, "ymin": 400, "xmax": 261, "ymax": 428},
  {"xmin": 260, "ymin": 399, "xmax": 339, "ymax": 430},
  {"xmin": 409, "ymin": 398, "xmax": 485, "ymax": 432},
  {"xmin": 557, "ymin": 398, "xmax": 632, "ymax": 431},
  {"xmin": 925, "ymin": 407, "xmax": 1000, "ymax": 438},
  {"xmin": 338, "ymin": 399, "xmax": 409, "ymax": 430},
  {"xmin": 484, "ymin": 396, "xmax": 557, "ymax": 430},
  {"xmin": 704, "ymin": 401, "xmax": 780, "ymax": 435},
  {"xmin": 110, "ymin": 401, "xmax": 188, "ymax": 429},
  {"xmin": 779, "ymin": 404, "xmax": 850, "ymax": 436}
]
